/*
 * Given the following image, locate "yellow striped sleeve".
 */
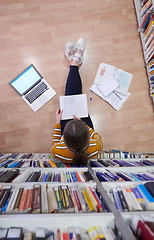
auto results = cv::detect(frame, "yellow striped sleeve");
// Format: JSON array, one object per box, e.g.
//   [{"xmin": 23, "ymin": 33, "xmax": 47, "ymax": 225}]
[
  {"xmin": 87, "ymin": 126, "xmax": 103, "ymax": 151},
  {"xmin": 52, "ymin": 124, "xmax": 62, "ymax": 145}
]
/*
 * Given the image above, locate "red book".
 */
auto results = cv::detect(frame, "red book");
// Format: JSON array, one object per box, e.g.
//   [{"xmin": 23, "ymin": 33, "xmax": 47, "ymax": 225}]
[
  {"xmin": 136, "ymin": 220, "xmax": 154, "ymax": 240},
  {"xmin": 72, "ymin": 188, "xmax": 82, "ymax": 212}
]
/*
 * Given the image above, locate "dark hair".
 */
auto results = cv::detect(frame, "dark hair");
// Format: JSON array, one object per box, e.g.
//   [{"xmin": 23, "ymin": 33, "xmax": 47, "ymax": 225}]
[{"xmin": 63, "ymin": 119, "xmax": 90, "ymax": 166}]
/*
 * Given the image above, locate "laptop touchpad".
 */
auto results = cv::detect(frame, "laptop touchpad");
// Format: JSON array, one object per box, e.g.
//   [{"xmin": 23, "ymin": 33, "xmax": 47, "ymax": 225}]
[{"xmin": 38, "ymin": 95, "xmax": 49, "ymax": 104}]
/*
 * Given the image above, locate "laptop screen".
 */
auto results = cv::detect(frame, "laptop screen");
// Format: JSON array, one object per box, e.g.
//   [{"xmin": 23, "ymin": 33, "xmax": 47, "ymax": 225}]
[{"xmin": 9, "ymin": 65, "xmax": 42, "ymax": 95}]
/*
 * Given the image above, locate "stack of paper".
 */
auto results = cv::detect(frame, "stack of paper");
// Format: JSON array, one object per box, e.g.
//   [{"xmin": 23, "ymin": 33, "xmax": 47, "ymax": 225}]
[{"xmin": 90, "ymin": 63, "xmax": 133, "ymax": 111}]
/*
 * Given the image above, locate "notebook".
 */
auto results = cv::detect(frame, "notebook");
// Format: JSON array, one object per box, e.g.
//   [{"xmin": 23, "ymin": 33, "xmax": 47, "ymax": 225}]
[{"xmin": 9, "ymin": 64, "xmax": 56, "ymax": 112}]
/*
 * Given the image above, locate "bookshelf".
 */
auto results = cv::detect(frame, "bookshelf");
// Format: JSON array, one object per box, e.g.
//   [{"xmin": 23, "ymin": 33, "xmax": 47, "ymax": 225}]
[
  {"xmin": 133, "ymin": 0, "xmax": 154, "ymax": 106},
  {"xmin": 0, "ymin": 152, "xmax": 154, "ymax": 239}
]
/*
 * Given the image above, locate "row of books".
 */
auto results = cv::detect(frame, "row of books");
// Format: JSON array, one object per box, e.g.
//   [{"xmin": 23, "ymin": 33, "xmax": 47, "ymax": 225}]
[
  {"xmin": 147, "ymin": 58, "xmax": 154, "ymax": 97},
  {"xmin": 0, "ymin": 226, "xmax": 116, "ymax": 240},
  {"xmin": 1, "ymin": 157, "xmax": 154, "ymax": 170},
  {"xmin": 95, "ymin": 169, "xmax": 154, "ymax": 182},
  {"xmin": 1, "ymin": 181, "xmax": 154, "ymax": 214},
  {"xmin": 1, "ymin": 214, "xmax": 154, "ymax": 240},
  {"xmin": 140, "ymin": 0, "xmax": 153, "ymax": 18},
  {"xmin": 138, "ymin": 0, "xmax": 154, "ymax": 102},
  {"xmin": 2, "ymin": 167, "xmax": 154, "ymax": 184},
  {"xmin": 107, "ymin": 182, "xmax": 154, "ymax": 212},
  {"xmin": 1, "ymin": 150, "xmax": 154, "ymax": 162},
  {"xmin": 2, "ymin": 166, "xmax": 154, "ymax": 184},
  {"xmin": 0, "ymin": 184, "xmax": 109, "ymax": 214},
  {"xmin": 90, "ymin": 159, "xmax": 154, "ymax": 167}
]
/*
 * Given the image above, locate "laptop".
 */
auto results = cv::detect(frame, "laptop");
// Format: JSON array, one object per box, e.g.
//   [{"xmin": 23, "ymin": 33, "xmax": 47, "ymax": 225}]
[{"xmin": 9, "ymin": 64, "xmax": 56, "ymax": 112}]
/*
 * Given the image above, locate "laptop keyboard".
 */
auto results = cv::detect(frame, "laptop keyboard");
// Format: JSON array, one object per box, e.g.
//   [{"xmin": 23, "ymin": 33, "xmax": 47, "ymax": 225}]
[{"xmin": 25, "ymin": 82, "xmax": 49, "ymax": 104}]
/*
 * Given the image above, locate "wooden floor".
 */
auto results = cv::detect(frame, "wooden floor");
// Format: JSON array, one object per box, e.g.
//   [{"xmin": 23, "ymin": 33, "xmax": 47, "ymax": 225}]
[{"xmin": 0, "ymin": 0, "xmax": 154, "ymax": 154}]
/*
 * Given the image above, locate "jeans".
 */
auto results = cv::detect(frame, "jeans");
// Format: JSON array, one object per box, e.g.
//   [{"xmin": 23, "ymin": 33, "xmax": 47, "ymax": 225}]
[{"xmin": 60, "ymin": 65, "xmax": 94, "ymax": 134}]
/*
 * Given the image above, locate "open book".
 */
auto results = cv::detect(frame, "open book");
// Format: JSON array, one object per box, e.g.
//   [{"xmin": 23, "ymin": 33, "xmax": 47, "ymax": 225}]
[
  {"xmin": 94, "ymin": 63, "xmax": 133, "ymax": 95},
  {"xmin": 59, "ymin": 94, "xmax": 88, "ymax": 120},
  {"xmin": 90, "ymin": 63, "xmax": 133, "ymax": 111}
]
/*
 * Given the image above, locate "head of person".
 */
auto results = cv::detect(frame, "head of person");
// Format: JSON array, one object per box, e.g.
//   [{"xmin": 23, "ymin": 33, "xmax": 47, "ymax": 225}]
[{"xmin": 63, "ymin": 119, "xmax": 90, "ymax": 166}]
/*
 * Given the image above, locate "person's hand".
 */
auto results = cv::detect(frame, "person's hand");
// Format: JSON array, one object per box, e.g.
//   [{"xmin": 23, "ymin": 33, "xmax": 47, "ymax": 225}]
[
  {"xmin": 73, "ymin": 115, "xmax": 81, "ymax": 120},
  {"xmin": 55, "ymin": 109, "xmax": 63, "ymax": 124}
]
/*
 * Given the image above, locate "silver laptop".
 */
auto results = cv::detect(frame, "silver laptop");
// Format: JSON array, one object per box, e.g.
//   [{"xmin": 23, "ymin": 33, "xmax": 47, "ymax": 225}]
[{"xmin": 9, "ymin": 64, "xmax": 56, "ymax": 112}]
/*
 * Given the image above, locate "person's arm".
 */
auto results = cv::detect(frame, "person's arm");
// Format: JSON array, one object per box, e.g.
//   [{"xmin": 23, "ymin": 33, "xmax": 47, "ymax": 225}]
[
  {"xmin": 51, "ymin": 109, "xmax": 63, "ymax": 145},
  {"xmin": 88, "ymin": 126, "xmax": 103, "ymax": 150}
]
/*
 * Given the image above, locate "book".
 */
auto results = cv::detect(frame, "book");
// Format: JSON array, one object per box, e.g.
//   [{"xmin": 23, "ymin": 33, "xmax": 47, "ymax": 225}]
[
  {"xmin": 116, "ymin": 186, "xmax": 129, "ymax": 212},
  {"xmin": 6, "ymin": 227, "xmax": 22, "ymax": 240},
  {"xmin": 47, "ymin": 186, "xmax": 58, "ymax": 213},
  {"xmin": 92, "ymin": 63, "xmax": 133, "ymax": 95},
  {"xmin": 124, "ymin": 186, "xmax": 143, "ymax": 211},
  {"xmin": 0, "ymin": 228, "xmax": 8, "ymax": 240},
  {"xmin": 136, "ymin": 220, "xmax": 154, "ymax": 240},
  {"xmin": 54, "ymin": 186, "xmax": 63, "ymax": 212},
  {"xmin": 23, "ymin": 233, "xmax": 33, "ymax": 240},
  {"xmin": 35, "ymin": 227, "xmax": 45, "ymax": 240},
  {"xmin": 130, "ymin": 184, "xmax": 145, "ymax": 210},
  {"xmin": 5, "ymin": 186, "xmax": 20, "ymax": 214},
  {"xmin": 81, "ymin": 187, "xmax": 95, "ymax": 212},
  {"xmin": 137, "ymin": 184, "xmax": 154, "ymax": 210},
  {"xmin": 0, "ymin": 186, "xmax": 12, "ymax": 213},
  {"xmin": 120, "ymin": 186, "xmax": 134, "ymax": 211},
  {"xmin": 144, "ymin": 182, "xmax": 154, "ymax": 197},
  {"xmin": 0, "ymin": 169, "xmax": 19, "ymax": 183},
  {"xmin": 41, "ymin": 185, "xmax": 48, "ymax": 213},
  {"xmin": 59, "ymin": 94, "xmax": 88, "ymax": 120},
  {"xmin": 18, "ymin": 186, "xmax": 29, "ymax": 214},
  {"xmin": 12, "ymin": 168, "xmax": 31, "ymax": 183},
  {"xmin": 90, "ymin": 84, "xmax": 130, "ymax": 111},
  {"xmin": 112, "ymin": 187, "xmax": 123, "ymax": 211},
  {"xmin": 68, "ymin": 186, "xmax": 78, "ymax": 212},
  {"xmin": 1, "ymin": 190, "xmax": 12, "ymax": 214},
  {"xmin": 71, "ymin": 186, "xmax": 82, "ymax": 212},
  {"xmin": 61, "ymin": 185, "xmax": 74, "ymax": 213},
  {"xmin": 23, "ymin": 186, "xmax": 33, "ymax": 213},
  {"xmin": 145, "ymin": 32, "xmax": 154, "ymax": 48},
  {"xmin": 31, "ymin": 184, "xmax": 41, "ymax": 214},
  {"xmin": 12, "ymin": 186, "xmax": 24, "ymax": 213}
]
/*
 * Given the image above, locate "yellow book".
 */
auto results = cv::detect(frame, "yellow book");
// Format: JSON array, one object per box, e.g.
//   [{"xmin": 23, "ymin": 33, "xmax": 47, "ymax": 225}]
[
  {"xmin": 81, "ymin": 187, "xmax": 95, "ymax": 212},
  {"xmin": 144, "ymin": 20, "xmax": 154, "ymax": 39},
  {"xmin": 85, "ymin": 186, "xmax": 97, "ymax": 211},
  {"xmin": 87, "ymin": 227, "xmax": 99, "ymax": 240},
  {"xmin": 48, "ymin": 160, "xmax": 57, "ymax": 168},
  {"xmin": 95, "ymin": 227, "xmax": 106, "ymax": 240},
  {"xmin": 61, "ymin": 186, "xmax": 69, "ymax": 208}
]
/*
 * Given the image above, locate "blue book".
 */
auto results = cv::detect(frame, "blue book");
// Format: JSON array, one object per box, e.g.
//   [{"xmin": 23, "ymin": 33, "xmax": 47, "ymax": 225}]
[
  {"xmin": 90, "ymin": 161, "xmax": 101, "ymax": 167},
  {"xmin": 137, "ymin": 184, "xmax": 154, "ymax": 210},
  {"xmin": 128, "ymin": 173, "xmax": 140, "ymax": 181},
  {"xmin": 113, "ymin": 188, "xmax": 123, "ymax": 211},
  {"xmin": 42, "ymin": 173, "xmax": 49, "ymax": 182},
  {"xmin": 95, "ymin": 172, "xmax": 109, "ymax": 182},
  {"xmin": 1, "ymin": 191, "xmax": 13, "ymax": 213},
  {"xmin": 136, "ymin": 173, "xmax": 150, "ymax": 181},
  {"xmin": 0, "ymin": 160, "xmax": 12, "ymax": 167},
  {"xmin": 131, "ymin": 173, "xmax": 146, "ymax": 181},
  {"xmin": 71, "ymin": 172, "xmax": 78, "ymax": 182},
  {"xmin": 106, "ymin": 170, "xmax": 119, "ymax": 181},
  {"xmin": 103, "ymin": 172, "xmax": 116, "ymax": 181},
  {"xmin": 131, "ymin": 185, "xmax": 144, "ymax": 199},
  {"xmin": 116, "ymin": 172, "xmax": 132, "ymax": 181},
  {"xmin": 6, "ymin": 162, "xmax": 20, "ymax": 168}
]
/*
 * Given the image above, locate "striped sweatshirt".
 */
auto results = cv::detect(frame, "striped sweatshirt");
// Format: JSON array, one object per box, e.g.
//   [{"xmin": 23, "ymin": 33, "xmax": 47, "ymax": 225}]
[{"xmin": 51, "ymin": 124, "xmax": 103, "ymax": 163}]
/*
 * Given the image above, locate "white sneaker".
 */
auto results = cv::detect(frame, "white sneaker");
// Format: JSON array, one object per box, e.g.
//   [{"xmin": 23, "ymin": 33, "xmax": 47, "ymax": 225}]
[
  {"xmin": 73, "ymin": 38, "xmax": 86, "ymax": 64},
  {"xmin": 65, "ymin": 42, "xmax": 76, "ymax": 60}
]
